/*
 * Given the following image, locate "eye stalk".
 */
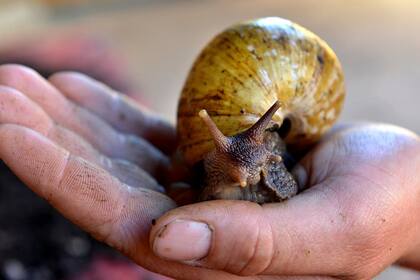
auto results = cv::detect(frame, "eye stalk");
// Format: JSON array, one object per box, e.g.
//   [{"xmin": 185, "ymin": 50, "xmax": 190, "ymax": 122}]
[
  {"xmin": 241, "ymin": 101, "xmax": 281, "ymax": 141},
  {"xmin": 198, "ymin": 109, "xmax": 229, "ymax": 151}
]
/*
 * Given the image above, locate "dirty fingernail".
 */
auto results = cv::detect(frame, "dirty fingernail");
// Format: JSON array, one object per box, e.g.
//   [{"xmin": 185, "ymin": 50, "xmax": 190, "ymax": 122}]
[{"xmin": 152, "ymin": 219, "xmax": 212, "ymax": 262}]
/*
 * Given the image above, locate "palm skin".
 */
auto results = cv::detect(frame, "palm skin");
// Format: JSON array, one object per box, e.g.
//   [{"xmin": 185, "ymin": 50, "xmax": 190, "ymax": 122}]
[{"xmin": 0, "ymin": 64, "xmax": 419, "ymax": 280}]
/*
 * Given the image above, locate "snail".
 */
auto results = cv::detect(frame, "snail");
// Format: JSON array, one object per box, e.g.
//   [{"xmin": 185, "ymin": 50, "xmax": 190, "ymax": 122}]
[{"xmin": 176, "ymin": 17, "xmax": 345, "ymax": 203}]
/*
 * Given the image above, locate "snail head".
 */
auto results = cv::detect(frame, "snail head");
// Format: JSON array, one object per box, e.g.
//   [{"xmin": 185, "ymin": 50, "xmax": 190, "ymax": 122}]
[{"xmin": 199, "ymin": 101, "xmax": 282, "ymax": 189}]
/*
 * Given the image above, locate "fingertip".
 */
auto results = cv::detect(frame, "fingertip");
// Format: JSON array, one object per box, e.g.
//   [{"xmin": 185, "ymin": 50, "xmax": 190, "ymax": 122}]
[
  {"xmin": 0, "ymin": 64, "xmax": 41, "ymax": 85},
  {"xmin": 0, "ymin": 85, "xmax": 53, "ymax": 134},
  {"xmin": 48, "ymin": 70, "xmax": 85, "ymax": 81},
  {"xmin": 0, "ymin": 63, "xmax": 70, "ymax": 114},
  {"xmin": 49, "ymin": 71, "xmax": 106, "ymax": 93},
  {"xmin": 150, "ymin": 200, "xmax": 270, "ymax": 274}
]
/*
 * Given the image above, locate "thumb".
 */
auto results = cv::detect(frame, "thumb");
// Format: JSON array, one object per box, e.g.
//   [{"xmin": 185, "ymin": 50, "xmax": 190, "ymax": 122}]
[{"xmin": 150, "ymin": 191, "xmax": 360, "ymax": 277}]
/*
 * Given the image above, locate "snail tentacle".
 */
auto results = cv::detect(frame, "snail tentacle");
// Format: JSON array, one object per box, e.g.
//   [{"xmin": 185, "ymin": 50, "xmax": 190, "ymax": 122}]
[
  {"xmin": 198, "ymin": 109, "xmax": 230, "ymax": 151},
  {"xmin": 242, "ymin": 101, "xmax": 281, "ymax": 141}
]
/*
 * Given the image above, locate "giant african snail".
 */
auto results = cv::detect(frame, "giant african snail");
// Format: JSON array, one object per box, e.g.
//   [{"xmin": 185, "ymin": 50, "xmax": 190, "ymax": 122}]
[{"xmin": 176, "ymin": 17, "xmax": 345, "ymax": 203}]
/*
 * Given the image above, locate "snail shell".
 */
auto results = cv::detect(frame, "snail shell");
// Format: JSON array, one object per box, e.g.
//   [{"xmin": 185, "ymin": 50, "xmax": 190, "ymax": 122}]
[{"xmin": 177, "ymin": 17, "xmax": 345, "ymax": 166}]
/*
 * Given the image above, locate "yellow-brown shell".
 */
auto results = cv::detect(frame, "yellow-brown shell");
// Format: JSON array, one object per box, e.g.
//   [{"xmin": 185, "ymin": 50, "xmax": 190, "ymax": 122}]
[{"xmin": 177, "ymin": 17, "xmax": 345, "ymax": 166}]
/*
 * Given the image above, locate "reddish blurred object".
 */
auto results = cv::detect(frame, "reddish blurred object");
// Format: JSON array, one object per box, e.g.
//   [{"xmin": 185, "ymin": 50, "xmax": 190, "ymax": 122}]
[
  {"xmin": 0, "ymin": 33, "xmax": 146, "ymax": 104},
  {"xmin": 71, "ymin": 256, "xmax": 172, "ymax": 280}
]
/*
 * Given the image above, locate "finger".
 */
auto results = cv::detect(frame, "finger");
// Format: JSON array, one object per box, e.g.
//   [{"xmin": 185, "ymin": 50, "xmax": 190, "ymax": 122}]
[
  {"xmin": 49, "ymin": 126, "xmax": 163, "ymax": 191},
  {"xmin": 49, "ymin": 72, "xmax": 176, "ymax": 154},
  {"xmin": 0, "ymin": 85, "xmax": 162, "ymax": 191},
  {"xmin": 149, "ymin": 189, "xmax": 369, "ymax": 278},
  {"xmin": 0, "ymin": 124, "xmax": 174, "ymax": 249},
  {"xmin": 0, "ymin": 64, "xmax": 169, "ymax": 176}
]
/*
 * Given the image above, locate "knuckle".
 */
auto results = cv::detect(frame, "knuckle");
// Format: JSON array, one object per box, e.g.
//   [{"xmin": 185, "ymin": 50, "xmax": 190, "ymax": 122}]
[
  {"xmin": 0, "ymin": 84, "xmax": 18, "ymax": 95},
  {"xmin": 217, "ymin": 207, "xmax": 274, "ymax": 276},
  {"xmin": 238, "ymin": 218, "xmax": 275, "ymax": 276}
]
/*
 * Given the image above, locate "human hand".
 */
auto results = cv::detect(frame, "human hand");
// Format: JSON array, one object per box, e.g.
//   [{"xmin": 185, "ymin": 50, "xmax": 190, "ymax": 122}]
[
  {"xmin": 1, "ymin": 65, "xmax": 420, "ymax": 280},
  {"xmin": 150, "ymin": 122, "xmax": 420, "ymax": 279}
]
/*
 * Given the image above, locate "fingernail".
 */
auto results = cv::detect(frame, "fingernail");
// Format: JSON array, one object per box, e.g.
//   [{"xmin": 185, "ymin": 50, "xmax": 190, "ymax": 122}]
[{"xmin": 152, "ymin": 219, "xmax": 212, "ymax": 262}]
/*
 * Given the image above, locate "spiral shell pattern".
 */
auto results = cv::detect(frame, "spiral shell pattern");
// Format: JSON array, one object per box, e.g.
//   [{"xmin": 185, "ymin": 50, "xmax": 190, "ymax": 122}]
[{"xmin": 177, "ymin": 17, "xmax": 345, "ymax": 165}]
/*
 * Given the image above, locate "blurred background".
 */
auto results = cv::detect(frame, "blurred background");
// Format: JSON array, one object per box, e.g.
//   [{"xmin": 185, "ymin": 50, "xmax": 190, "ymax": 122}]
[{"xmin": 0, "ymin": 0, "xmax": 418, "ymax": 279}]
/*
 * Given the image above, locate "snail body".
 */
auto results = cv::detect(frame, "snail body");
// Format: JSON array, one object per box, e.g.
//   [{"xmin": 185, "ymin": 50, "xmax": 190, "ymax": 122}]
[{"xmin": 176, "ymin": 17, "xmax": 345, "ymax": 203}]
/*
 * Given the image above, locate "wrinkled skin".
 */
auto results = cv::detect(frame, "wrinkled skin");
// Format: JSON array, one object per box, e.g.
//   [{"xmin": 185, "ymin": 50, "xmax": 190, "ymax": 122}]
[{"xmin": 0, "ymin": 64, "xmax": 419, "ymax": 280}]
